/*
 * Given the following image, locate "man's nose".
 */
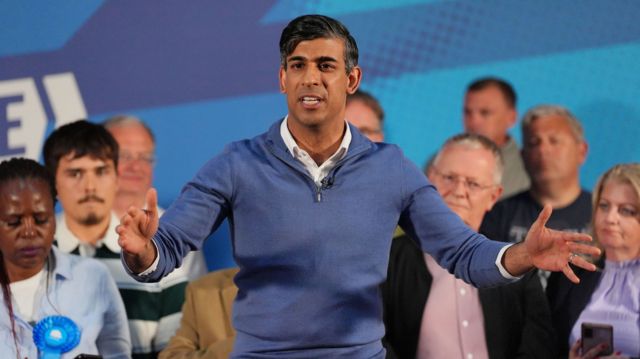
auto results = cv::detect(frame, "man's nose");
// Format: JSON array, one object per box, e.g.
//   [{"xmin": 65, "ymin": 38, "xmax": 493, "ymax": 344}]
[
  {"xmin": 83, "ymin": 173, "xmax": 97, "ymax": 192},
  {"xmin": 536, "ymin": 140, "xmax": 553, "ymax": 156},
  {"xmin": 126, "ymin": 159, "xmax": 144, "ymax": 172},
  {"xmin": 451, "ymin": 178, "xmax": 468, "ymax": 196},
  {"xmin": 302, "ymin": 66, "xmax": 320, "ymax": 86},
  {"xmin": 464, "ymin": 113, "xmax": 481, "ymax": 130}
]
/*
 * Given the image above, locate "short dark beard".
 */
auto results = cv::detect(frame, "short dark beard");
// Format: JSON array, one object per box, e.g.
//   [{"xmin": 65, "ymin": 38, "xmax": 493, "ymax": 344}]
[{"xmin": 80, "ymin": 212, "xmax": 103, "ymax": 226}]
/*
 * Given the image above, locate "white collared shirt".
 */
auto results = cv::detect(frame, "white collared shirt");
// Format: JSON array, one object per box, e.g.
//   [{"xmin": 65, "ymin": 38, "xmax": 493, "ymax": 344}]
[
  {"xmin": 280, "ymin": 116, "xmax": 351, "ymax": 186},
  {"xmin": 56, "ymin": 212, "xmax": 122, "ymax": 256}
]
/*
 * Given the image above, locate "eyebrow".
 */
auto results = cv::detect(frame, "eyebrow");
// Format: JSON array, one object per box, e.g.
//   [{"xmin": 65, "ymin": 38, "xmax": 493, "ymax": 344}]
[
  {"xmin": 316, "ymin": 56, "xmax": 337, "ymax": 63},
  {"xmin": 63, "ymin": 164, "xmax": 111, "ymax": 173},
  {"xmin": 287, "ymin": 55, "xmax": 307, "ymax": 63},
  {"xmin": 287, "ymin": 55, "xmax": 338, "ymax": 63}
]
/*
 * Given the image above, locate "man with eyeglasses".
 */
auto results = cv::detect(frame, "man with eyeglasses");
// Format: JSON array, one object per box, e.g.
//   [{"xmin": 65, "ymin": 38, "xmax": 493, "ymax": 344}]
[
  {"xmin": 382, "ymin": 133, "xmax": 554, "ymax": 359},
  {"xmin": 104, "ymin": 115, "xmax": 207, "ymax": 277},
  {"xmin": 103, "ymin": 115, "xmax": 158, "ymax": 218}
]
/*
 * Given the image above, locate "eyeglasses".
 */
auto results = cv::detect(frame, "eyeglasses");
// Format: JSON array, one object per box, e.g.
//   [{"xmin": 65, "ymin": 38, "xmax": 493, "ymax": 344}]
[
  {"xmin": 119, "ymin": 151, "xmax": 156, "ymax": 165},
  {"xmin": 430, "ymin": 166, "xmax": 495, "ymax": 194}
]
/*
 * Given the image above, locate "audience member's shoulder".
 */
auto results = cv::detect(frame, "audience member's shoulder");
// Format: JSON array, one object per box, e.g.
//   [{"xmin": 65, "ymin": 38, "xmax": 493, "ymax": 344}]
[
  {"xmin": 505, "ymin": 189, "xmax": 532, "ymax": 203},
  {"xmin": 577, "ymin": 189, "xmax": 592, "ymax": 203},
  {"xmin": 190, "ymin": 267, "xmax": 239, "ymax": 290},
  {"xmin": 56, "ymin": 249, "xmax": 111, "ymax": 277},
  {"xmin": 493, "ymin": 189, "xmax": 533, "ymax": 209}
]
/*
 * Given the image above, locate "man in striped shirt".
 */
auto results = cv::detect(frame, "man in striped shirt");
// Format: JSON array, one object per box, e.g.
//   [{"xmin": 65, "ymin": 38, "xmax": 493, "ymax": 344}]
[{"xmin": 44, "ymin": 120, "xmax": 192, "ymax": 359}]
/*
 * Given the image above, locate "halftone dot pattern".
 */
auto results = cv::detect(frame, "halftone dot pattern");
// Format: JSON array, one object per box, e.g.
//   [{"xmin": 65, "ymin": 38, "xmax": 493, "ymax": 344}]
[
  {"xmin": 364, "ymin": 41, "xmax": 640, "ymax": 189},
  {"xmin": 260, "ymin": 0, "xmax": 448, "ymax": 24},
  {"xmin": 3, "ymin": 0, "xmax": 640, "ymax": 272},
  {"xmin": 338, "ymin": 0, "xmax": 640, "ymax": 82},
  {"xmin": 350, "ymin": 1, "xmax": 484, "ymax": 80}
]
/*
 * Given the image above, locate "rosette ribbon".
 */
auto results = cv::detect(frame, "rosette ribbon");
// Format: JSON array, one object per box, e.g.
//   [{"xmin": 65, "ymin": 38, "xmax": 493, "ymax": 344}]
[{"xmin": 33, "ymin": 315, "xmax": 81, "ymax": 359}]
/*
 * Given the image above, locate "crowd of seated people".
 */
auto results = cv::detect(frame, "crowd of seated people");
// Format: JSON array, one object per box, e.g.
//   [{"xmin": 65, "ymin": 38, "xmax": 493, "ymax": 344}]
[{"xmin": 2, "ymin": 61, "xmax": 636, "ymax": 359}]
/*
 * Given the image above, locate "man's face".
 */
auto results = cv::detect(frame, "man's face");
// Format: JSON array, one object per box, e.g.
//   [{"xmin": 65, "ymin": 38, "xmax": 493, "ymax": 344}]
[
  {"xmin": 107, "ymin": 124, "xmax": 155, "ymax": 196},
  {"xmin": 522, "ymin": 115, "xmax": 587, "ymax": 187},
  {"xmin": 463, "ymin": 86, "xmax": 516, "ymax": 146},
  {"xmin": 428, "ymin": 145, "xmax": 502, "ymax": 230},
  {"xmin": 55, "ymin": 154, "xmax": 118, "ymax": 226},
  {"xmin": 345, "ymin": 99, "xmax": 384, "ymax": 142},
  {"xmin": 279, "ymin": 38, "xmax": 361, "ymax": 130}
]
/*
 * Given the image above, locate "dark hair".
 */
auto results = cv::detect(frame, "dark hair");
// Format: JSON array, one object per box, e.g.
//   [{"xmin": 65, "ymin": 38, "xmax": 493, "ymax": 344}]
[
  {"xmin": 467, "ymin": 77, "xmax": 517, "ymax": 108},
  {"xmin": 0, "ymin": 157, "xmax": 56, "ymax": 203},
  {"xmin": 43, "ymin": 120, "xmax": 119, "ymax": 176},
  {"xmin": 280, "ymin": 14, "xmax": 359, "ymax": 73},
  {"xmin": 0, "ymin": 158, "xmax": 57, "ymax": 357},
  {"xmin": 347, "ymin": 89, "xmax": 385, "ymax": 124}
]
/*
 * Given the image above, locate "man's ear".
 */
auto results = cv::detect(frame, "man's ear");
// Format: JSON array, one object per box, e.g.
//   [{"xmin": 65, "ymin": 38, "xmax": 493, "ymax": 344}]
[
  {"xmin": 578, "ymin": 141, "xmax": 588, "ymax": 165},
  {"xmin": 507, "ymin": 108, "xmax": 518, "ymax": 128},
  {"xmin": 486, "ymin": 185, "xmax": 504, "ymax": 212},
  {"xmin": 346, "ymin": 66, "xmax": 362, "ymax": 95},
  {"xmin": 279, "ymin": 66, "xmax": 287, "ymax": 93}
]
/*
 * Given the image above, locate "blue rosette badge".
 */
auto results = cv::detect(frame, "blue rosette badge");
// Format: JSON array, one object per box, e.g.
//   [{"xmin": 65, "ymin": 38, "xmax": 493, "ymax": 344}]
[{"xmin": 33, "ymin": 315, "xmax": 81, "ymax": 359}]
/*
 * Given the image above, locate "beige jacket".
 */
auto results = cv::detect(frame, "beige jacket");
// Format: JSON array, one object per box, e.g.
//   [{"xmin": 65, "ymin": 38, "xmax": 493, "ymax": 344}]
[{"xmin": 159, "ymin": 268, "xmax": 239, "ymax": 359}]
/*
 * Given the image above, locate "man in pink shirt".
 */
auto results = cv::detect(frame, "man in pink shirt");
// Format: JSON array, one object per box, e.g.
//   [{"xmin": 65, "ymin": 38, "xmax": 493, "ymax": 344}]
[{"xmin": 382, "ymin": 133, "xmax": 554, "ymax": 359}]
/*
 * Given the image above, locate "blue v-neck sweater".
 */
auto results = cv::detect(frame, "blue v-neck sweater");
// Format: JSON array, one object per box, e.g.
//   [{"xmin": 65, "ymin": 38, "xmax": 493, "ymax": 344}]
[{"xmin": 139, "ymin": 120, "xmax": 509, "ymax": 358}]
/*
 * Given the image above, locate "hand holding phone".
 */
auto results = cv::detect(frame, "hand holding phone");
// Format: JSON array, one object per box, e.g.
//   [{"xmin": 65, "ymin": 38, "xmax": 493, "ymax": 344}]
[{"xmin": 581, "ymin": 322, "xmax": 613, "ymax": 356}]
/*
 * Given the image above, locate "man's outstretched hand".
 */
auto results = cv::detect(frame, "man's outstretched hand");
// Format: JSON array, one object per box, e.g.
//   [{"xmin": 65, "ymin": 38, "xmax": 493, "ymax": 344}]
[
  {"xmin": 504, "ymin": 204, "xmax": 601, "ymax": 283},
  {"xmin": 116, "ymin": 188, "xmax": 159, "ymax": 273}
]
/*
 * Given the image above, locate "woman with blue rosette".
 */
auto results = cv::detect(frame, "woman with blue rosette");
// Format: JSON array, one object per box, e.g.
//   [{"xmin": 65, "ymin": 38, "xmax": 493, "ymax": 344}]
[{"xmin": 0, "ymin": 158, "xmax": 131, "ymax": 359}]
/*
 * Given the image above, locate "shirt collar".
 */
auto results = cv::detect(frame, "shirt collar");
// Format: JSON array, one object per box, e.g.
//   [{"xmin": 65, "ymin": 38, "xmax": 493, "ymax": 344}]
[
  {"xmin": 280, "ymin": 115, "xmax": 352, "ymax": 163},
  {"xmin": 502, "ymin": 136, "xmax": 517, "ymax": 151},
  {"xmin": 55, "ymin": 212, "xmax": 122, "ymax": 254},
  {"xmin": 50, "ymin": 246, "xmax": 73, "ymax": 280}
]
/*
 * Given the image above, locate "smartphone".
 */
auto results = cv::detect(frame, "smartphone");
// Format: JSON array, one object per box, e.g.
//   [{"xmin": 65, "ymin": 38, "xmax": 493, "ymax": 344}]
[{"xmin": 581, "ymin": 322, "xmax": 613, "ymax": 356}]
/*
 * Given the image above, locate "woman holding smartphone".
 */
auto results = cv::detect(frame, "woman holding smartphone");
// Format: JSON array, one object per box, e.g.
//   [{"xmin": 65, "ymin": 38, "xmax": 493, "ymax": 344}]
[
  {"xmin": 547, "ymin": 163, "xmax": 640, "ymax": 359},
  {"xmin": 0, "ymin": 158, "xmax": 131, "ymax": 359}
]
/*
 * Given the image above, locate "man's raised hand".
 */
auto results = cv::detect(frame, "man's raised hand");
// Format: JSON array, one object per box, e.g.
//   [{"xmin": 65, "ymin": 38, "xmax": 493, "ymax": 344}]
[
  {"xmin": 116, "ymin": 188, "xmax": 159, "ymax": 272},
  {"xmin": 524, "ymin": 204, "xmax": 601, "ymax": 283}
]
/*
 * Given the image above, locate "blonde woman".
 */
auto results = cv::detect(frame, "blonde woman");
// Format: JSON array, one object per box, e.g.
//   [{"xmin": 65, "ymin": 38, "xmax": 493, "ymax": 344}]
[{"xmin": 548, "ymin": 163, "xmax": 640, "ymax": 358}]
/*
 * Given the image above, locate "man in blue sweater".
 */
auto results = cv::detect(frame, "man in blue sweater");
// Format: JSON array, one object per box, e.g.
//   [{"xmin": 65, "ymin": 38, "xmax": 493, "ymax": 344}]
[{"xmin": 116, "ymin": 15, "xmax": 600, "ymax": 358}]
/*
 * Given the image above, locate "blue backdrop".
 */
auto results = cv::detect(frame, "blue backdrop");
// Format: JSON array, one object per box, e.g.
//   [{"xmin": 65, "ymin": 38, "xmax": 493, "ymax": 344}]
[{"xmin": 1, "ymin": 0, "xmax": 639, "ymax": 270}]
